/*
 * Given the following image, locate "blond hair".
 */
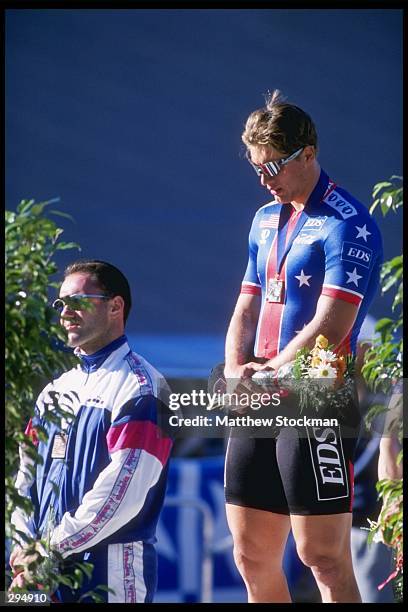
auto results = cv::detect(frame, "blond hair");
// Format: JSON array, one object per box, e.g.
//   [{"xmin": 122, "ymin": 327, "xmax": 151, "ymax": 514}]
[{"xmin": 242, "ymin": 89, "xmax": 318, "ymax": 155}]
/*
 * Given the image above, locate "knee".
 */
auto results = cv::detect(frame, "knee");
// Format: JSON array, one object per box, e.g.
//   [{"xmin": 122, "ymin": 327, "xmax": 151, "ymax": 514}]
[
  {"xmin": 296, "ymin": 541, "xmax": 343, "ymax": 574},
  {"xmin": 233, "ymin": 538, "xmax": 279, "ymax": 580}
]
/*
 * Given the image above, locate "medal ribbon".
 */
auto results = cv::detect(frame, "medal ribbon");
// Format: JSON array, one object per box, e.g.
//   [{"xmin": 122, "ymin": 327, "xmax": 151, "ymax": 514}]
[
  {"xmin": 275, "ymin": 206, "xmax": 308, "ymax": 277},
  {"xmin": 274, "ymin": 173, "xmax": 337, "ymax": 277}
]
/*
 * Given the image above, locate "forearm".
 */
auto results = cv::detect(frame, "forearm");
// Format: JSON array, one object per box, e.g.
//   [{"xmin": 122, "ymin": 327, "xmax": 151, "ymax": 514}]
[
  {"xmin": 265, "ymin": 318, "xmax": 324, "ymax": 371},
  {"xmin": 225, "ymin": 293, "xmax": 261, "ymax": 370},
  {"xmin": 225, "ymin": 309, "xmax": 257, "ymax": 369},
  {"xmin": 378, "ymin": 389, "xmax": 402, "ymax": 480},
  {"xmin": 265, "ymin": 297, "xmax": 357, "ymax": 371},
  {"xmin": 378, "ymin": 436, "xmax": 402, "ymax": 480}
]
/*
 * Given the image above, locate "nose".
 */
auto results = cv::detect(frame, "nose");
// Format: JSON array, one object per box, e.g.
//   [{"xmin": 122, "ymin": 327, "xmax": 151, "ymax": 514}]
[
  {"xmin": 260, "ymin": 172, "xmax": 274, "ymax": 187},
  {"xmin": 60, "ymin": 303, "xmax": 75, "ymax": 318}
]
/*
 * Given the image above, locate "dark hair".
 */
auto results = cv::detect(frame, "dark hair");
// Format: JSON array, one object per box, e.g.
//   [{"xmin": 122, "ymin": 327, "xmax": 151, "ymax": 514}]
[
  {"xmin": 242, "ymin": 89, "xmax": 318, "ymax": 155},
  {"xmin": 64, "ymin": 259, "xmax": 132, "ymax": 324}
]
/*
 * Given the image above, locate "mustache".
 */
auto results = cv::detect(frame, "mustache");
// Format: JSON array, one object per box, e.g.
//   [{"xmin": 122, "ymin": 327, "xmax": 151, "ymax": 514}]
[{"xmin": 61, "ymin": 316, "xmax": 81, "ymax": 325}]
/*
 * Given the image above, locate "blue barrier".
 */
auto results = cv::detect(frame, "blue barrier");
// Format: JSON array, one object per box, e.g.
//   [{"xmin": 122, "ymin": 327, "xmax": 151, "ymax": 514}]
[
  {"xmin": 155, "ymin": 455, "xmax": 246, "ymax": 603},
  {"xmin": 155, "ymin": 455, "xmax": 301, "ymax": 603}
]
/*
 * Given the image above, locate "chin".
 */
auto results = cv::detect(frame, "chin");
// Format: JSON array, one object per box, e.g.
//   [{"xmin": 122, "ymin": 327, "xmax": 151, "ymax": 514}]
[{"xmin": 67, "ymin": 334, "xmax": 82, "ymax": 348}]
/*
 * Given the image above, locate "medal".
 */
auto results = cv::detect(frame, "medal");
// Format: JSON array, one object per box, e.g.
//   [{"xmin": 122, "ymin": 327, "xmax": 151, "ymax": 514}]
[
  {"xmin": 267, "ymin": 277, "xmax": 284, "ymax": 303},
  {"xmin": 51, "ymin": 433, "xmax": 68, "ymax": 459}
]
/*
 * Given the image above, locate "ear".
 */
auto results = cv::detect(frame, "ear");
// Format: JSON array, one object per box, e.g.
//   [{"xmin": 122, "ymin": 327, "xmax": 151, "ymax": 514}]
[
  {"xmin": 110, "ymin": 295, "xmax": 124, "ymax": 320},
  {"xmin": 303, "ymin": 145, "xmax": 316, "ymax": 163}
]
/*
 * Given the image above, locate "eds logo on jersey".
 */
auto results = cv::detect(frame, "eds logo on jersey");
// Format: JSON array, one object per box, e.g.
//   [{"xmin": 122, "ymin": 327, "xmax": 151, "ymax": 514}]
[
  {"xmin": 304, "ymin": 216, "xmax": 327, "ymax": 231},
  {"xmin": 306, "ymin": 425, "xmax": 349, "ymax": 501},
  {"xmin": 341, "ymin": 241, "xmax": 373, "ymax": 268}
]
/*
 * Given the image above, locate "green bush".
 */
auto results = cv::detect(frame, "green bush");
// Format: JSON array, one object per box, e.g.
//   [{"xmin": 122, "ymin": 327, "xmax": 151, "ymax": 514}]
[
  {"xmin": 5, "ymin": 199, "xmax": 111, "ymax": 599},
  {"xmin": 5, "ymin": 198, "xmax": 80, "ymax": 531},
  {"xmin": 362, "ymin": 176, "xmax": 403, "ymax": 601}
]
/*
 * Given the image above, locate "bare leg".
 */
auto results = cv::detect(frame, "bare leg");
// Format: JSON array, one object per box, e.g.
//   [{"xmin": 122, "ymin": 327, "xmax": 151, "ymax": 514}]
[
  {"xmin": 226, "ymin": 504, "xmax": 292, "ymax": 603},
  {"xmin": 291, "ymin": 513, "xmax": 361, "ymax": 603}
]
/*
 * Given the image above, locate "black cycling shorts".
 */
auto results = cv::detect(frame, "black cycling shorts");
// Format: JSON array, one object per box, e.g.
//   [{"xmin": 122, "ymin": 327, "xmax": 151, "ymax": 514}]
[{"xmin": 225, "ymin": 423, "xmax": 360, "ymax": 515}]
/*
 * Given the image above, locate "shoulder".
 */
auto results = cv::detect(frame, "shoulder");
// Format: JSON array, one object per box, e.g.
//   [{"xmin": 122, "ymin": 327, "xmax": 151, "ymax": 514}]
[
  {"xmin": 253, "ymin": 199, "xmax": 280, "ymax": 219},
  {"xmin": 118, "ymin": 349, "xmax": 170, "ymax": 401},
  {"xmin": 321, "ymin": 185, "xmax": 382, "ymax": 243},
  {"xmin": 111, "ymin": 350, "xmax": 170, "ymax": 422},
  {"xmin": 322, "ymin": 185, "xmax": 378, "ymax": 225},
  {"xmin": 249, "ymin": 200, "xmax": 281, "ymax": 233}
]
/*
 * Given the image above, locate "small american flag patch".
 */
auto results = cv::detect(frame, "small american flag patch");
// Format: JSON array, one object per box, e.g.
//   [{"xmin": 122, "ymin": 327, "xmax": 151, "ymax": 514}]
[{"xmin": 259, "ymin": 213, "xmax": 279, "ymax": 229}]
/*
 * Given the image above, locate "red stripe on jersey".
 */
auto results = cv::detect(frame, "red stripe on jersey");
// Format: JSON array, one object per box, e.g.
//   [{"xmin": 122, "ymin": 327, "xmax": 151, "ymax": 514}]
[
  {"xmin": 335, "ymin": 332, "xmax": 352, "ymax": 357},
  {"xmin": 321, "ymin": 286, "xmax": 362, "ymax": 306},
  {"xmin": 348, "ymin": 460, "xmax": 355, "ymax": 512},
  {"xmin": 256, "ymin": 207, "xmax": 301, "ymax": 359},
  {"xmin": 106, "ymin": 420, "xmax": 172, "ymax": 466},
  {"xmin": 240, "ymin": 283, "xmax": 262, "ymax": 296}
]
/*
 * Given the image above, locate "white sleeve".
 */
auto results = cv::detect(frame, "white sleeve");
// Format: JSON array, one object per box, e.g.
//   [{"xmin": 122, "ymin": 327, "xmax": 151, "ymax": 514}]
[
  {"xmin": 50, "ymin": 447, "xmax": 170, "ymax": 558},
  {"xmin": 10, "ymin": 442, "xmax": 37, "ymax": 545}
]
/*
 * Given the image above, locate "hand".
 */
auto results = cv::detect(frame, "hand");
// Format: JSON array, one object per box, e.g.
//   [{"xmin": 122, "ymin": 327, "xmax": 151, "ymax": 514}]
[
  {"xmin": 8, "ymin": 542, "xmax": 46, "ymax": 590},
  {"xmin": 224, "ymin": 361, "xmax": 265, "ymax": 382},
  {"xmin": 224, "ymin": 362, "xmax": 276, "ymax": 415},
  {"xmin": 9, "ymin": 571, "xmax": 27, "ymax": 591},
  {"xmin": 224, "ymin": 362, "xmax": 264, "ymax": 406},
  {"xmin": 9, "ymin": 545, "xmax": 24, "ymax": 573}
]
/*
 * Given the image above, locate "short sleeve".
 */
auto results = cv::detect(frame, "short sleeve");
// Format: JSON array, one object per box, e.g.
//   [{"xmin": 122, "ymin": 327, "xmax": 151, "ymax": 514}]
[
  {"xmin": 321, "ymin": 217, "xmax": 382, "ymax": 305},
  {"xmin": 241, "ymin": 214, "xmax": 262, "ymax": 296}
]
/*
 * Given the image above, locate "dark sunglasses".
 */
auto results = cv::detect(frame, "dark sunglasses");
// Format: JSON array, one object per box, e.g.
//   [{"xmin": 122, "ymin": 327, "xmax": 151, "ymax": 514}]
[
  {"xmin": 52, "ymin": 293, "xmax": 112, "ymax": 313},
  {"xmin": 246, "ymin": 147, "xmax": 304, "ymax": 178}
]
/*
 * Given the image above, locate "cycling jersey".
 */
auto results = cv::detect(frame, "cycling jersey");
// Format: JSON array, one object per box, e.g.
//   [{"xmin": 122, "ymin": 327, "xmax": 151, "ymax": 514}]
[
  {"xmin": 11, "ymin": 335, "xmax": 173, "ymax": 602},
  {"xmin": 225, "ymin": 169, "xmax": 382, "ymax": 515},
  {"xmin": 241, "ymin": 169, "xmax": 383, "ymax": 358}
]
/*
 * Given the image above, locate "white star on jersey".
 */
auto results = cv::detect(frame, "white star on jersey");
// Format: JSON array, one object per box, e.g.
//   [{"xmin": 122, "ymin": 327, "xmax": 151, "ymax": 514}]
[
  {"xmin": 295, "ymin": 269, "xmax": 312, "ymax": 287},
  {"xmin": 355, "ymin": 224, "xmax": 371, "ymax": 242},
  {"xmin": 346, "ymin": 267, "xmax": 363, "ymax": 286}
]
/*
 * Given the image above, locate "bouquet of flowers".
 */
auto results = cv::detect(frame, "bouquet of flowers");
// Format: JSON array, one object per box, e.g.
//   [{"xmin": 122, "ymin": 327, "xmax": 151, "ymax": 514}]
[{"xmin": 254, "ymin": 335, "xmax": 356, "ymax": 419}]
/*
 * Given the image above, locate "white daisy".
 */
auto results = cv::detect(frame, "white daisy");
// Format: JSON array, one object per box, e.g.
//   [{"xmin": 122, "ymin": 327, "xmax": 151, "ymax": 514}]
[
  {"xmin": 317, "ymin": 349, "xmax": 337, "ymax": 363},
  {"xmin": 313, "ymin": 363, "xmax": 337, "ymax": 379}
]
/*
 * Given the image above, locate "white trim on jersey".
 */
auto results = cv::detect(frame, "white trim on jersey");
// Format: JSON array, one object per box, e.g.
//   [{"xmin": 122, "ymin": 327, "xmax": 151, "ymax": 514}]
[
  {"xmin": 322, "ymin": 283, "xmax": 364, "ymax": 300},
  {"xmin": 241, "ymin": 280, "xmax": 261, "ymax": 288}
]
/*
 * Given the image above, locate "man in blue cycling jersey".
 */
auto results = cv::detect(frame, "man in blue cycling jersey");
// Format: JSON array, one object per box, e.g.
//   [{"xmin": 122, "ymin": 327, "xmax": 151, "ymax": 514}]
[
  {"xmin": 9, "ymin": 260, "xmax": 173, "ymax": 602},
  {"xmin": 224, "ymin": 90, "xmax": 382, "ymax": 603}
]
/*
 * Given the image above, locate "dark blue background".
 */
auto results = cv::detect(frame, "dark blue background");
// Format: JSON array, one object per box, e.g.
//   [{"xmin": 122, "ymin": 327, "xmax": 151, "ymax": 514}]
[{"xmin": 6, "ymin": 9, "xmax": 402, "ymax": 373}]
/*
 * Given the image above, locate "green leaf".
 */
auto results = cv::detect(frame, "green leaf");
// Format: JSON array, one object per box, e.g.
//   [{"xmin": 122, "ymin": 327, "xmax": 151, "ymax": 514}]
[
  {"xmin": 49, "ymin": 209, "xmax": 75, "ymax": 222},
  {"xmin": 17, "ymin": 199, "xmax": 35, "ymax": 214},
  {"xmin": 56, "ymin": 241, "xmax": 81, "ymax": 250},
  {"xmin": 372, "ymin": 181, "xmax": 392, "ymax": 197},
  {"xmin": 374, "ymin": 318, "xmax": 394, "ymax": 333}
]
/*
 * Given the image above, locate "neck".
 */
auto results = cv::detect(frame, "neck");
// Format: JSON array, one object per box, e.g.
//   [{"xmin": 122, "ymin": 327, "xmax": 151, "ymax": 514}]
[
  {"xmin": 291, "ymin": 163, "xmax": 321, "ymax": 211},
  {"xmin": 76, "ymin": 335, "xmax": 127, "ymax": 373},
  {"xmin": 76, "ymin": 330, "xmax": 126, "ymax": 356}
]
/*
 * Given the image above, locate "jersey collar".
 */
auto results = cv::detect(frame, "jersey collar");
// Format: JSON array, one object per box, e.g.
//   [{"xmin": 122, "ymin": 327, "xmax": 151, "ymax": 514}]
[
  {"xmin": 305, "ymin": 169, "xmax": 330, "ymax": 210},
  {"xmin": 76, "ymin": 334, "xmax": 128, "ymax": 373}
]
